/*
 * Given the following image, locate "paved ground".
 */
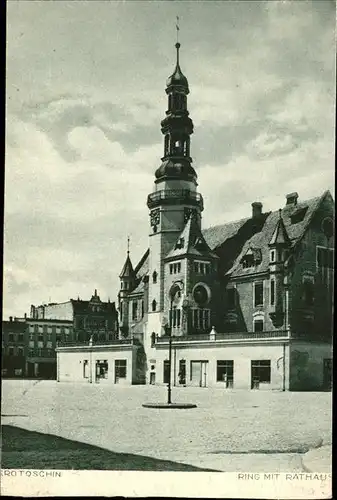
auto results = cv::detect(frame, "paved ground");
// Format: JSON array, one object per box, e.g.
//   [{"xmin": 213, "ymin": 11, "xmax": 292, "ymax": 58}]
[{"xmin": 1, "ymin": 380, "xmax": 332, "ymax": 472}]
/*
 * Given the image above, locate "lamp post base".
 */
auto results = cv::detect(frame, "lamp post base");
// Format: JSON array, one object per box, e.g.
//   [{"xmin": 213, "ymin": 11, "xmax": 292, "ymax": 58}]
[{"xmin": 142, "ymin": 403, "xmax": 197, "ymax": 409}]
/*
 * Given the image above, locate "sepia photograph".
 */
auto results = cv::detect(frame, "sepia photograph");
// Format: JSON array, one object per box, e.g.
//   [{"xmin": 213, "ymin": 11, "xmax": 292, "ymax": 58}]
[{"xmin": 2, "ymin": 0, "xmax": 334, "ymax": 497}]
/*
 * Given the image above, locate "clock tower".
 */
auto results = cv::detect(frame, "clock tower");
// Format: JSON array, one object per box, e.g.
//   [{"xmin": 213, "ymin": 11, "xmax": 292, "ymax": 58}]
[{"xmin": 147, "ymin": 41, "xmax": 204, "ymax": 337}]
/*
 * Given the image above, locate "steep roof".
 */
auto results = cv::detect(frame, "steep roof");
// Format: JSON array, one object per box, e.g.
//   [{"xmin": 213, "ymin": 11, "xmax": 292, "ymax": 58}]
[
  {"xmin": 227, "ymin": 192, "xmax": 326, "ymax": 278},
  {"xmin": 128, "ymin": 249, "xmax": 149, "ymax": 296},
  {"xmin": 166, "ymin": 214, "xmax": 218, "ymax": 260},
  {"xmin": 119, "ymin": 253, "xmax": 135, "ymax": 279},
  {"xmin": 202, "ymin": 217, "xmax": 250, "ymax": 250},
  {"xmin": 269, "ymin": 211, "xmax": 291, "ymax": 246}
]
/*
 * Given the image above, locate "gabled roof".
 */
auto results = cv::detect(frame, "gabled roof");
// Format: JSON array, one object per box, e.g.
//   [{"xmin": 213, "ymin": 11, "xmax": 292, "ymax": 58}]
[
  {"xmin": 165, "ymin": 214, "xmax": 218, "ymax": 260},
  {"xmin": 227, "ymin": 191, "xmax": 329, "ymax": 278},
  {"xmin": 269, "ymin": 211, "xmax": 291, "ymax": 246}
]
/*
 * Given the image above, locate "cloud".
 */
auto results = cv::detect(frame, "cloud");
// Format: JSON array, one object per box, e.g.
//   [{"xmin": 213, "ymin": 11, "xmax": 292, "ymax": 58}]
[{"xmin": 4, "ymin": 0, "xmax": 335, "ymax": 318}]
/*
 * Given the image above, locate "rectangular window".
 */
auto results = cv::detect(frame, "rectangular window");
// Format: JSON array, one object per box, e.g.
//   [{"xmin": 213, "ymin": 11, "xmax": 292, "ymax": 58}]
[
  {"xmin": 217, "ymin": 360, "xmax": 234, "ymax": 386},
  {"xmin": 172, "ymin": 308, "xmax": 178, "ymax": 327},
  {"xmin": 83, "ymin": 360, "xmax": 89, "ymax": 378},
  {"xmin": 251, "ymin": 360, "xmax": 271, "ymax": 386},
  {"xmin": 303, "ymin": 281, "xmax": 314, "ymax": 306},
  {"xmin": 163, "ymin": 360, "xmax": 170, "ymax": 384},
  {"xmin": 18, "ymin": 333, "xmax": 24, "ymax": 342},
  {"xmin": 254, "ymin": 320, "xmax": 264, "ymax": 332},
  {"xmin": 37, "ymin": 348, "xmax": 42, "ymax": 357},
  {"xmin": 29, "ymin": 349, "xmax": 35, "ymax": 357},
  {"xmin": 17, "ymin": 347, "xmax": 24, "ymax": 357},
  {"xmin": 170, "ymin": 264, "xmax": 173, "ymax": 274},
  {"xmin": 115, "ymin": 359, "xmax": 127, "ymax": 380},
  {"xmin": 227, "ymin": 288, "xmax": 236, "ymax": 309},
  {"xmin": 254, "ymin": 282, "xmax": 264, "ymax": 307},
  {"xmin": 29, "ymin": 332, "xmax": 34, "ymax": 341},
  {"xmin": 317, "ymin": 247, "xmax": 334, "ymax": 269},
  {"xmin": 38, "ymin": 334, "xmax": 43, "ymax": 342},
  {"xmin": 270, "ymin": 280, "xmax": 275, "ymax": 306},
  {"xmin": 8, "ymin": 347, "xmax": 15, "ymax": 356},
  {"xmin": 194, "ymin": 262, "xmax": 199, "ymax": 273},
  {"xmin": 8, "ymin": 333, "xmax": 14, "ymax": 342},
  {"xmin": 270, "ymin": 250, "xmax": 275, "ymax": 262},
  {"xmin": 132, "ymin": 301, "xmax": 138, "ymax": 321},
  {"xmin": 178, "ymin": 359, "xmax": 186, "ymax": 385},
  {"xmin": 204, "ymin": 309, "xmax": 210, "ymax": 329},
  {"xmin": 97, "ymin": 360, "xmax": 108, "ymax": 379},
  {"xmin": 47, "ymin": 333, "xmax": 52, "ymax": 342},
  {"xmin": 38, "ymin": 326, "xmax": 43, "ymax": 333}
]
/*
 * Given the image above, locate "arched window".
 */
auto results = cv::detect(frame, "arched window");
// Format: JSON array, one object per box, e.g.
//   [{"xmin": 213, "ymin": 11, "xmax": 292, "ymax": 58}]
[
  {"xmin": 152, "ymin": 299, "xmax": 157, "ymax": 312},
  {"xmin": 152, "ymin": 271, "xmax": 157, "ymax": 284}
]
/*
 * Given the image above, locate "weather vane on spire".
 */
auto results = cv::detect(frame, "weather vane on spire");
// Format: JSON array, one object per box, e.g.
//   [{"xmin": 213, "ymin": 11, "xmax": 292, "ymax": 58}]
[{"xmin": 176, "ymin": 16, "xmax": 180, "ymax": 44}]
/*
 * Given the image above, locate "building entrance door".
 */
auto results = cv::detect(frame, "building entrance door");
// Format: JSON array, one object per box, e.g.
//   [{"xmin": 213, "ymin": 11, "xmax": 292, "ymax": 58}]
[
  {"xmin": 323, "ymin": 359, "xmax": 332, "ymax": 390},
  {"xmin": 191, "ymin": 361, "xmax": 208, "ymax": 387}
]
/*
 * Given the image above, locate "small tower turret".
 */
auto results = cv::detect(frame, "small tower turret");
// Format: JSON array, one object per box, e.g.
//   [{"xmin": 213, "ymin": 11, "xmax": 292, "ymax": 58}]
[
  {"xmin": 118, "ymin": 238, "xmax": 135, "ymax": 337},
  {"xmin": 268, "ymin": 210, "xmax": 291, "ymax": 327}
]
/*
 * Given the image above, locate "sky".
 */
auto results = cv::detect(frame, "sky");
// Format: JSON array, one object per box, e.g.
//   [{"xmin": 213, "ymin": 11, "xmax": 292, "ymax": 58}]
[{"xmin": 4, "ymin": 0, "xmax": 336, "ymax": 319}]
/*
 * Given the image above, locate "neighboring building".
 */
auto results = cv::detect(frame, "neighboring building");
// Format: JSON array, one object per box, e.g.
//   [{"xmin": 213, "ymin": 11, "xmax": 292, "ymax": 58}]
[
  {"xmin": 31, "ymin": 290, "xmax": 119, "ymax": 342},
  {"xmin": 57, "ymin": 41, "xmax": 333, "ymax": 390},
  {"xmin": 2, "ymin": 291, "xmax": 119, "ymax": 379},
  {"xmin": 1, "ymin": 316, "xmax": 72, "ymax": 378},
  {"xmin": 2, "ymin": 317, "xmax": 27, "ymax": 378}
]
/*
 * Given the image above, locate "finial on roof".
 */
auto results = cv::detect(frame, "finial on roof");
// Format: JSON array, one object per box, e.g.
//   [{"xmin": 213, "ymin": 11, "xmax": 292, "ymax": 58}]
[
  {"xmin": 127, "ymin": 236, "xmax": 130, "ymax": 255},
  {"xmin": 175, "ymin": 17, "xmax": 181, "ymax": 64},
  {"xmin": 94, "ymin": 289, "xmax": 97, "ymax": 297}
]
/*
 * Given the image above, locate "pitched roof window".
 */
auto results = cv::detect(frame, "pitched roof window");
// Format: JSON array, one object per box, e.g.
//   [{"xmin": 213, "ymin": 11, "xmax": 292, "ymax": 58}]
[{"xmin": 290, "ymin": 207, "xmax": 308, "ymax": 224}]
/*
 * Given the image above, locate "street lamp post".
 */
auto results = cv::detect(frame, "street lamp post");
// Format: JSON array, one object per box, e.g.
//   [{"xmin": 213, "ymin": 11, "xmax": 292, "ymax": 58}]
[
  {"xmin": 167, "ymin": 298, "xmax": 173, "ymax": 404},
  {"xmin": 89, "ymin": 335, "xmax": 93, "ymax": 384}
]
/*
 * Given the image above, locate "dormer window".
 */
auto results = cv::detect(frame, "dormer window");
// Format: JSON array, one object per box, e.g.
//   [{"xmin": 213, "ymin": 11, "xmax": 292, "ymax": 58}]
[
  {"xmin": 152, "ymin": 271, "xmax": 157, "ymax": 284},
  {"xmin": 290, "ymin": 207, "xmax": 308, "ymax": 224},
  {"xmin": 242, "ymin": 255, "xmax": 254, "ymax": 268},
  {"xmin": 241, "ymin": 248, "xmax": 262, "ymax": 269},
  {"xmin": 151, "ymin": 299, "xmax": 157, "ymax": 312},
  {"xmin": 175, "ymin": 238, "xmax": 185, "ymax": 250}
]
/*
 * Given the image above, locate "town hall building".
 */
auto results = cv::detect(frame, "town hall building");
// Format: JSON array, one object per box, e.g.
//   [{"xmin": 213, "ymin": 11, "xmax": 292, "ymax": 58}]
[{"xmin": 56, "ymin": 41, "xmax": 334, "ymax": 391}]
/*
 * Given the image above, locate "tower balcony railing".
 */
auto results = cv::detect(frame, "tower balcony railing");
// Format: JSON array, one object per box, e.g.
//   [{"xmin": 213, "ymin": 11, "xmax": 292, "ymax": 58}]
[
  {"xmin": 147, "ymin": 189, "xmax": 203, "ymax": 210},
  {"xmin": 156, "ymin": 330, "xmax": 290, "ymax": 344}
]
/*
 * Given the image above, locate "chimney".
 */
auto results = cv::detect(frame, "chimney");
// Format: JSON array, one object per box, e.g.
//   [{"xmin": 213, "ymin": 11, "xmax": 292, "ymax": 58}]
[
  {"xmin": 252, "ymin": 202, "xmax": 263, "ymax": 218},
  {"xmin": 24, "ymin": 313, "xmax": 27, "ymax": 319},
  {"xmin": 9, "ymin": 316, "xmax": 13, "ymax": 322},
  {"xmin": 286, "ymin": 192, "xmax": 299, "ymax": 206}
]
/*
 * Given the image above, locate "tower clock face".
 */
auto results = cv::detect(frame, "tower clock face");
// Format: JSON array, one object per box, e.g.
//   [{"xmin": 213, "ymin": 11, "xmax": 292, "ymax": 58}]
[{"xmin": 150, "ymin": 209, "xmax": 160, "ymax": 228}]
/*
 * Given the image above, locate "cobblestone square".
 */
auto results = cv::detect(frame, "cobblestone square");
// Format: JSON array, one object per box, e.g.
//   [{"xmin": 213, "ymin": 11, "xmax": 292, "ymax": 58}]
[{"xmin": 1, "ymin": 380, "xmax": 332, "ymax": 472}]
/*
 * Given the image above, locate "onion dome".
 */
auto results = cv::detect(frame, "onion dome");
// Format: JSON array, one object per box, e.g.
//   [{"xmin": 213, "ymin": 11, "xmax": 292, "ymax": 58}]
[{"xmin": 166, "ymin": 43, "xmax": 189, "ymax": 93}]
